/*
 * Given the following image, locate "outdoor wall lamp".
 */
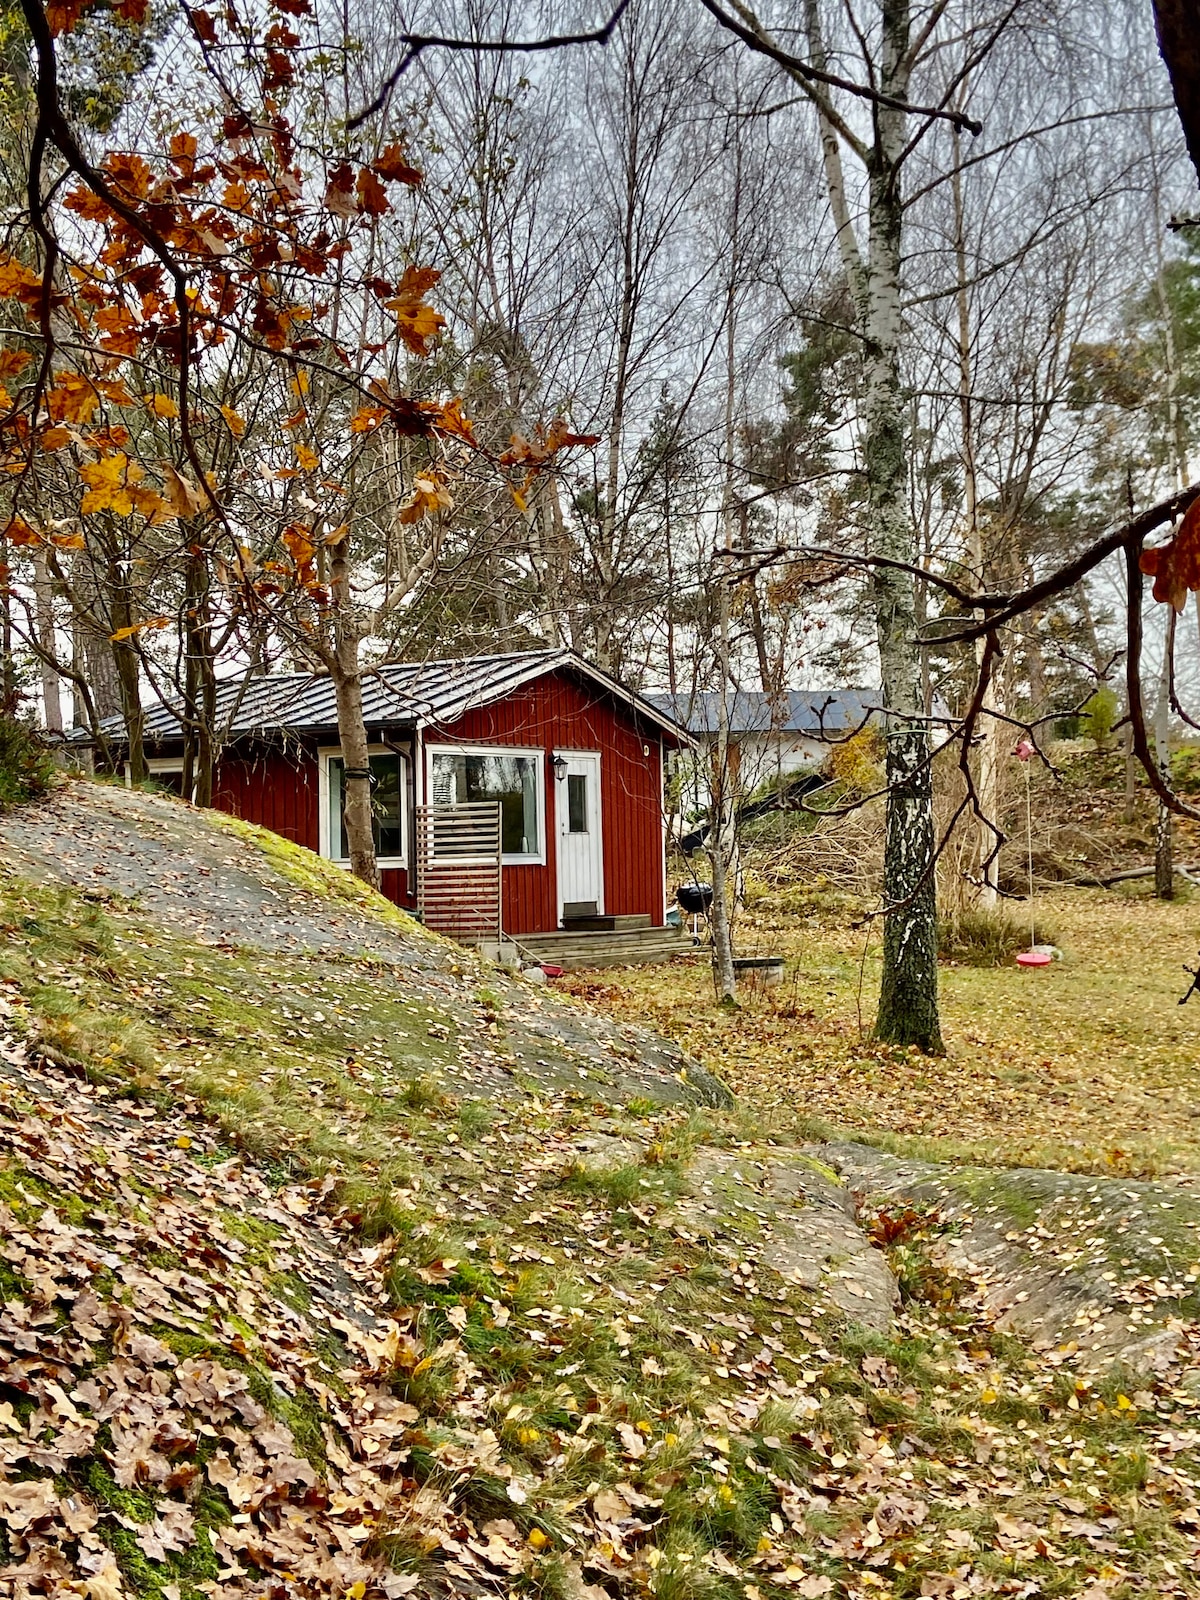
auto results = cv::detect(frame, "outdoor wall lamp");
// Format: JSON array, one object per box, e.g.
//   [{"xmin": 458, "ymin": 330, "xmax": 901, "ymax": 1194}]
[{"xmin": 552, "ymin": 754, "xmax": 569, "ymax": 780}]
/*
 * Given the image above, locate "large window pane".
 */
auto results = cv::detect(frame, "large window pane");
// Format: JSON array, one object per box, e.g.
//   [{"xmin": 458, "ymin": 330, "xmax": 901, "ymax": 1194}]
[
  {"xmin": 431, "ymin": 752, "xmax": 539, "ymax": 856},
  {"xmin": 328, "ymin": 753, "xmax": 403, "ymax": 860}
]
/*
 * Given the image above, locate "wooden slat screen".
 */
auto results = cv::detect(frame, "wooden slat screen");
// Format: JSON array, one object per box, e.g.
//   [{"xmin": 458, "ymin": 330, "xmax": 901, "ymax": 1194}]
[{"xmin": 415, "ymin": 802, "xmax": 503, "ymax": 940}]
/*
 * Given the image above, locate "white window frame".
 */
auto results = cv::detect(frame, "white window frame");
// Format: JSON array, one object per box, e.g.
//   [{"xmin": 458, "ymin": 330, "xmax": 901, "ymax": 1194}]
[
  {"xmin": 124, "ymin": 757, "xmax": 196, "ymax": 801},
  {"xmin": 318, "ymin": 744, "xmax": 408, "ymax": 869},
  {"xmin": 425, "ymin": 743, "xmax": 546, "ymax": 866}
]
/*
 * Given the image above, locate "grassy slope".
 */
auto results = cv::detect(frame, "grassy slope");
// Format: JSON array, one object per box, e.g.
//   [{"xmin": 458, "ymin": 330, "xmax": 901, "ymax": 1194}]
[{"xmin": 2, "ymin": 793, "xmax": 1200, "ymax": 1599}]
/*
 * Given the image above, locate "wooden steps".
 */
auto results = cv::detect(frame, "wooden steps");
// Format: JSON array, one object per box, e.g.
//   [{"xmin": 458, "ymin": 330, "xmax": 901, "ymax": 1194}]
[
  {"xmin": 508, "ymin": 923, "xmax": 697, "ymax": 971},
  {"xmin": 560, "ymin": 912, "xmax": 651, "ymax": 933}
]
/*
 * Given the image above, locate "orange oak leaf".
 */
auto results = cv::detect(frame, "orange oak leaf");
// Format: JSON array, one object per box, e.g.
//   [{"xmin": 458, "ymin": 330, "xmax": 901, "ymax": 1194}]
[
  {"xmin": 46, "ymin": 0, "xmax": 88, "ymax": 34},
  {"xmin": 282, "ymin": 522, "xmax": 316, "ymax": 576},
  {"xmin": 373, "ymin": 143, "xmax": 422, "ymax": 186},
  {"xmin": 3, "ymin": 516, "xmax": 42, "ymax": 546},
  {"xmin": 190, "ymin": 8, "xmax": 218, "ymax": 44},
  {"xmin": 432, "ymin": 397, "xmax": 477, "ymax": 447},
  {"xmin": 0, "ymin": 257, "xmax": 43, "ymax": 304},
  {"xmin": 110, "ymin": 616, "xmax": 171, "ymax": 642},
  {"xmin": 398, "ymin": 471, "xmax": 453, "ymax": 524},
  {"xmin": 294, "ymin": 444, "xmax": 319, "ymax": 472},
  {"xmin": 324, "ymin": 162, "xmax": 356, "ymax": 220},
  {"xmin": 356, "ymin": 168, "xmax": 390, "ymax": 216},
  {"xmin": 385, "ymin": 267, "xmax": 444, "ymax": 357},
  {"xmin": 144, "ymin": 393, "xmax": 179, "ymax": 419},
  {"xmin": 219, "ymin": 404, "xmax": 247, "ymax": 439},
  {"xmin": 1140, "ymin": 498, "xmax": 1200, "ymax": 612},
  {"xmin": 47, "ymin": 373, "xmax": 101, "ymax": 425}
]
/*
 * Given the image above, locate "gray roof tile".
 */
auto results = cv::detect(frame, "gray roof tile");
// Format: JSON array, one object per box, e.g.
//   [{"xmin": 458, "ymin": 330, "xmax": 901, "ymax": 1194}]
[{"xmin": 74, "ymin": 650, "xmax": 690, "ymax": 747}]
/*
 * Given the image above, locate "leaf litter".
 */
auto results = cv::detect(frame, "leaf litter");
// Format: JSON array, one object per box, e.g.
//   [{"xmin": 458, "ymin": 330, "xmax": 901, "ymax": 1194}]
[{"xmin": 1, "ymin": 790, "xmax": 1200, "ymax": 1596}]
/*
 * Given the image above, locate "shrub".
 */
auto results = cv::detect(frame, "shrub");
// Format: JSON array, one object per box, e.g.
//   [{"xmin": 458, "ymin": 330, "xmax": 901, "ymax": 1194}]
[
  {"xmin": 0, "ymin": 718, "xmax": 53, "ymax": 811},
  {"xmin": 1079, "ymin": 685, "xmax": 1119, "ymax": 751},
  {"xmin": 828, "ymin": 726, "xmax": 885, "ymax": 795},
  {"xmin": 938, "ymin": 907, "xmax": 1056, "ymax": 967}
]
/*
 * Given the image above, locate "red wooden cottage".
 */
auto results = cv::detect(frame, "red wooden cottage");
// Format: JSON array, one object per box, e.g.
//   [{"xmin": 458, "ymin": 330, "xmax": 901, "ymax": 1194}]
[{"xmin": 94, "ymin": 651, "xmax": 691, "ymax": 963}]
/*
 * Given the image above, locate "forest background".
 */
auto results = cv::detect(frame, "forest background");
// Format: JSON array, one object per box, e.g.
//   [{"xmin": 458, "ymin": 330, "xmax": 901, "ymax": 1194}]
[{"xmin": 1, "ymin": 0, "xmax": 1198, "ymax": 1050}]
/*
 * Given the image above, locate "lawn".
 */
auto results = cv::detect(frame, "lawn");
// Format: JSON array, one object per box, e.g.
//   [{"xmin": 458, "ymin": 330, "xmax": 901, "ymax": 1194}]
[{"xmin": 561, "ymin": 885, "xmax": 1200, "ymax": 1177}]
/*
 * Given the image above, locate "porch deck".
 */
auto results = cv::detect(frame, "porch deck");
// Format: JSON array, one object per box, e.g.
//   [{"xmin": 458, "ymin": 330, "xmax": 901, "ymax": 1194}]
[{"xmin": 483, "ymin": 914, "xmax": 697, "ymax": 971}]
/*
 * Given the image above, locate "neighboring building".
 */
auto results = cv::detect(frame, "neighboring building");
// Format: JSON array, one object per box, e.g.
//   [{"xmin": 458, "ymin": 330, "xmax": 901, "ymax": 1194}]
[
  {"xmin": 648, "ymin": 688, "xmax": 876, "ymax": 797},
  {"xmin": 71, "ymin": 651, "xmax": 690, "ymax": 950}
]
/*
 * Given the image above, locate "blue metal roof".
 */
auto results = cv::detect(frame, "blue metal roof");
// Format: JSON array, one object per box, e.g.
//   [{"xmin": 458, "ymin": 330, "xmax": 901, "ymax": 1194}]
[{"xmin": 645, "ymin": 688, "xmax": 877, "ymax": 738}]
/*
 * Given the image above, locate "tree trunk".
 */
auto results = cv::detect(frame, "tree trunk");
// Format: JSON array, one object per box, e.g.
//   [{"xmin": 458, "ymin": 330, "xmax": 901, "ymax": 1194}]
[
  {"xmin": 105, "ymin": 534, "xmax": 145, "ymax": 782},
  {"xmin": 0, "ymin": 529, "xmax": 15, "ymax": 717},
  {"xmin": 181, "ymin": 544, "xmax": 218, "ymax": 805},
  {"xmin": 328, "ymin": 533, "xmax": 380, "ymax": 892},
  {"xmin": 32, "ymin": 547, "xmax": 62, "ymax": 734},
  {"xmin": 866, "ymin": 0, "xmax": 943, "ymax": 1053},
  {"xmin": 330, "ymin": 648, "xmax": 379, "ymax": 892},
  {"xmin": 1155, "ymin": 610, "xmax": 1174, "ymax": 900},
  {"xmin": 951, "ymin": 129, "xmax": 1000, "ymax": 911}
]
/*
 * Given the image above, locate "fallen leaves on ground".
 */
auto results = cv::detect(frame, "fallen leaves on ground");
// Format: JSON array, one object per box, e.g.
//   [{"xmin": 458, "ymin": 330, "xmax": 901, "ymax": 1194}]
[{"xmin": 566, "ymin": 889, "xmax": 1200, "ymax": 1177}]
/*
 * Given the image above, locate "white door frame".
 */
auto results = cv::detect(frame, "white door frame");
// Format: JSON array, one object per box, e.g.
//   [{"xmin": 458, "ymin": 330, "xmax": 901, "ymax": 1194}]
[{"xmin": 554, "ymin": 749, "xmax": 603, "ymax": 924}]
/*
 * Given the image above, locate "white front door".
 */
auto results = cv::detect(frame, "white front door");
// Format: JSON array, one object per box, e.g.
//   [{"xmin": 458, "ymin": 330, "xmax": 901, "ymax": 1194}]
[{"xmin": 556, "ymin": 751, "xmax": 603, "ymax": 917}]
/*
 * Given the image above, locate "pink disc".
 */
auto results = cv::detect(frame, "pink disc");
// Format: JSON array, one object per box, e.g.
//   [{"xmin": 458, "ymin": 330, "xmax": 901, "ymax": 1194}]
[{"xmin": 1015, "ymin": 950, "xmax": 1052, "ymax": 968}]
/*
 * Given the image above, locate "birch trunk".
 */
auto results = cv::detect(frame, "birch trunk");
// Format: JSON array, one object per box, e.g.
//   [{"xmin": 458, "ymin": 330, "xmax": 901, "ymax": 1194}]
[
  {"xmin": 952, "ymin": 132, "xmax": 1000, "ymax": 909},
  {"xmin": 866, "ymin": 0, "xmax": 943, "ymax": 1052},
  {"xmin": 708, "ymin": 554, "xmax": 738, "ymax": 1002},
  {"xmin": 1155, "ymin": 611, "xmax": 1175, "ymax": 900}
]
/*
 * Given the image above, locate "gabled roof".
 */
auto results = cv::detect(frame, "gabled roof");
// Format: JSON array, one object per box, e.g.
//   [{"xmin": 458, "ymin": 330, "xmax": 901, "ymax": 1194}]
[
  {"xmin": 646, "ymin": 688, "xmax": 876, "ymax": 739},
  {"xmin": 73, "ymin": 650, "xmax": 691, "ymax": 747}
]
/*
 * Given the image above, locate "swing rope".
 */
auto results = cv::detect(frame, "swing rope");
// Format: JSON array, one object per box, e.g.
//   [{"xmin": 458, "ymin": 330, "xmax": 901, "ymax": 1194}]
[{"xmin": 1025, "ymin": 754, "xmax": 1035, "ymax": 950}]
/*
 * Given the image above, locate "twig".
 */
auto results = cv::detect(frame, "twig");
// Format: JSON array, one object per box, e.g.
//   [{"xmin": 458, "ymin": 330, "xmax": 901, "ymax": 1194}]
[{"xmin": 350, "ymin": 0, "xmax": 635, "ymax": 128}]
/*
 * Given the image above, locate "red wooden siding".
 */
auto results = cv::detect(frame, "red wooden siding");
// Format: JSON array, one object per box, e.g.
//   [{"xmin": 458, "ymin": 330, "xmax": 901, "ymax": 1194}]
[
  {"xmin": 200, "ymin": 667, "xmax": 667, "ymax": 934},
  {"xmin": 430, "ymin": 673, "xmax": 666, "ymax": 936},
  {"xmin": 212, "ymin": 745, "xmax": 410, "ymax": 907},
  {"xmin": 214, "ymin": 747, "xmax": 317, "ymax": 845}
]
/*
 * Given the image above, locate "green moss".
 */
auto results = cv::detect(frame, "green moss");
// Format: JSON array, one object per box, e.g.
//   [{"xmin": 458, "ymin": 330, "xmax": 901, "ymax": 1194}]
[
  {"xmin": 83, "ymin": 1459, "xmax": 225, "ymax": 1599},
  {"xmin": 207, "ymin": 812, "xmax": 427, "ymax": 935}
]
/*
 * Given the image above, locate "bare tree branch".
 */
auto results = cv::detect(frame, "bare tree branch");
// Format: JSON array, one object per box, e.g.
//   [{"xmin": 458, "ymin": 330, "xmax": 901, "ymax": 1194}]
[
  {"xmin": 698, "ymin": 0, "xmax": 983, "ymax": 133},
  {"xmin": 350, "ymin": 0, "xmax": 635, "ymax": 129}
]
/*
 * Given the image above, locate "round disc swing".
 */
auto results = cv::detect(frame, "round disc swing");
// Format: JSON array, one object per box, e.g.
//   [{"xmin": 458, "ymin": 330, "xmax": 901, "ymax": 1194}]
[{"xmin": 1012, "ymin": 738, "xmax": 1052, "ymax": 968}]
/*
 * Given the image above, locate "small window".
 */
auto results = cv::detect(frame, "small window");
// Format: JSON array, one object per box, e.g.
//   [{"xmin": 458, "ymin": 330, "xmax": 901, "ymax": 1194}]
[
  {"xmin": 567, "ymin": 772, "xmax": 588, "ymax": 833},
  {"xmin": 328, "ymin": 752, "xmax": 403, "ymax": 861},
  {"xmin": 431, "ymin": 750, "xmax": 539, "ymax": 857}
]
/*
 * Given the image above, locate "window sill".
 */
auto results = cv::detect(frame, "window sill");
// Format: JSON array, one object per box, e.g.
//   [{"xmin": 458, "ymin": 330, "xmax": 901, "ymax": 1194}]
[{"xmin": 327, "ymin": 858, "xmax": 408, "ymax": 870}]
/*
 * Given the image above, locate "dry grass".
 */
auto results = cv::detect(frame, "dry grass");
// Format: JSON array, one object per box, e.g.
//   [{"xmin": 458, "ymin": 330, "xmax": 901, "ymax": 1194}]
[{"xmin": 562, "ymin": 884, "xmax": 1200, "ymax": 1177}]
